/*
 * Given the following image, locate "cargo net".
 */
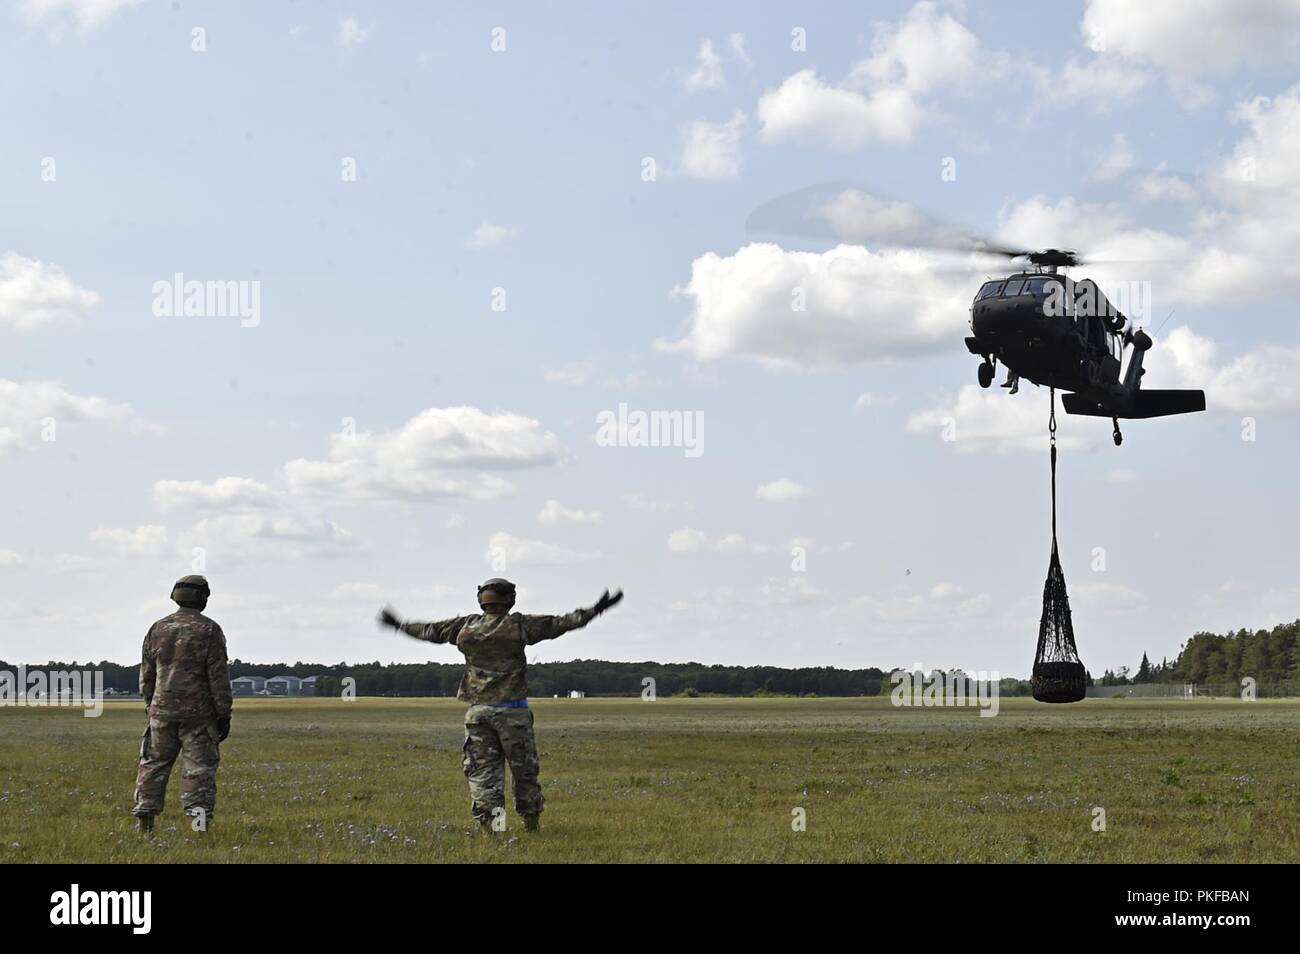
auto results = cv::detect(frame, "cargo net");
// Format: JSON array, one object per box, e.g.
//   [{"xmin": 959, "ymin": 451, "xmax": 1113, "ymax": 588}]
[{"xmin": 1032, "ymin": 389, "xmax": 1087, "ymax": 704}]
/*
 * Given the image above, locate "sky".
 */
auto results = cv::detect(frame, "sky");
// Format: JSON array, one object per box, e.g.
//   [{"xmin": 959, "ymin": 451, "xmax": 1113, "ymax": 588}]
[{"xmin": 2, "ymin": 0, "xmax": 1299, "ymax": 677}]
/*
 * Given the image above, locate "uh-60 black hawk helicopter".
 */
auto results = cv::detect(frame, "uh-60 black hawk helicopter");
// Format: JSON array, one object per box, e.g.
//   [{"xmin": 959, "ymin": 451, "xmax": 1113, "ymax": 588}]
[{"xmin": 746, "ymin": 184, "xmax": 1206, "ymax": 446}]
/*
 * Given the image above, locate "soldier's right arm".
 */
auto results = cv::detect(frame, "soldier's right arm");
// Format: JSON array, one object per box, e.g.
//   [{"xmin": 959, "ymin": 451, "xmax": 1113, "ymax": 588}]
[
  {"xmin": 139, "ymin": 627, "xmax": 156, "ymax": 705},
  {"xmin": 399, "ymin": 616, "xmax": 472, "ymax": 645}
]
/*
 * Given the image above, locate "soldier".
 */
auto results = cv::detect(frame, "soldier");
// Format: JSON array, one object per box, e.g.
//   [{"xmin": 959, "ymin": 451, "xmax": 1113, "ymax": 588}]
[
  {"xmin": 132, "ymin": 575, "xmax": 232, "ymax": 833},
  {"xmin": 377, "ymin": 578, "xmax": 623, "ymax": 832}
]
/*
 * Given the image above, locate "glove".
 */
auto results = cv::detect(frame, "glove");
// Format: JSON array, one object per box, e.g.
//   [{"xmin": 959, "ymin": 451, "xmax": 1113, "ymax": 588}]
[
  {"xmin": 216, "ymin": 715, "xmax": 231, "ymax": 743},
  {"xmin": 377, "ymin": 605, "xmax": 403, "ymax": 630},
  {"xmin": 592, "ymin": 588, "xmax": 624, "ymax": 616}
]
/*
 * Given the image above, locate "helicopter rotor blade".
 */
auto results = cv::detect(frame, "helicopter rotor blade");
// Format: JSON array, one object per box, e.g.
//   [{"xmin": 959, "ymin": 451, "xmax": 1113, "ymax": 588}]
[{"xmin": 744, "ymin": 182, "xmax": 1031, "ymax": 259}]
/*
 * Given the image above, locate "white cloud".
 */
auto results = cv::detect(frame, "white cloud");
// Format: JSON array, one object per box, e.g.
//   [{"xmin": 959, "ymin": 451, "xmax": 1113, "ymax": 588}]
[
  {"xmin": 855, "ymin": 392, "xmax": 898, "ymax": 413},
  {"xmin": 759, "ymin": 576, "xmax": 820, "ymax": 606},
  {"xmin": 283, "ymin": 407, "xmax": 567, "ymax": 502},
  {"xmin": 20, "ymin": 0, "xmax": 143, "ymax": 33},
  {"xmin": 543, "ymin": 362, "xmax": 592, "ymax": 386},
  {"xmin": 683, "ymin": 39, "xmax": 724, "ymax": 91},
  {"xmin": 0, "ymin": 379, "xmax": 137, "ymax": 454},
  {"xmin": 485, "ymin": 531, "xmax": 599, "ymax": 566},
  {"xmin": 538, "ymin": 499, "xmax": 604, "ymax": 525},
  {"xmin": 1081, "ymin": 0, "xmax": 1300, "ymax": 75},
  {"xmin": 184, "ymin": 514, "xmax": 358, "ymax": 562},
  {"xmin": 758, "ymin": 3, "xmax": 988, "ymax": 150},
  {"xmin": 0, "ymin": 549, "xmax": 29, "ymax": 568},
  {"xmin": 89, "ymin": 525, "xmax": 169, "ymax": 558},
  {"xmin": 728, "ymin": 33, "xmax": 750, "ymax": 66},
  {"xmin": 666, "ymin": 242, "xmax": 971, "ymax": 369},
  {"xmin": 758, "ymin": 69, "xmax": 919, "ymax": 149},
  {"xmin": 0, "ymin": 253, "xmax": 100, "ymax": 330},
  {"xmin": 679, "ymin": 111, "xmax": 746, "ymax": 180},
  {"xmin": 755, "ymin": 478, "xmax": 808, "ymax": 503},
  {"xmin": 1159, "ymin": 326, "xmax": 1300, "ymax": 414},
  {"xmin": 337, "ymin": 17, "xmax": 370, "ymax": 48},
  {"xmin": 667, "ymin": 526, "xmax": 767, "ymax": 555},
  {"xmin": 1106, "ymin": 468, "xmax": 1137, "ymax": 484},
  {"xmin": 154, "ymin": 477, "xmax": 279, "ymax": 513},
  {"xmin": 466, "ymin": 222, "xmax": 521, "ymax": 249},
  {"xmin": 1091, "ymin": 133, "xmax": 1135, "ymax": 181},
  {"xmin": 1031, "ymin": 57, "xmax": 1152, "ymax": 111},
  {"xmin": 906, "ymin": 386, "xmax": 1090, "ymax": 453}
]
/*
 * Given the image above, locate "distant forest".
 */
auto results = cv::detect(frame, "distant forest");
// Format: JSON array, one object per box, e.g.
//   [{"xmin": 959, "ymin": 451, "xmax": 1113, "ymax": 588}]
[{"xmin": 7, "ymin": 618, "xmax": 1300, "ymax": 697}]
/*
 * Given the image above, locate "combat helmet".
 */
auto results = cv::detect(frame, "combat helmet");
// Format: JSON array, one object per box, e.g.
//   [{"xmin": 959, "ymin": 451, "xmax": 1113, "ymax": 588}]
[
  {"xmin": 477, "ymin": 577, "xmax": 516, "ymax": 610},
  {"xmin": 171, "ymin": 574, "xmax": 210, "ymax": 608}
]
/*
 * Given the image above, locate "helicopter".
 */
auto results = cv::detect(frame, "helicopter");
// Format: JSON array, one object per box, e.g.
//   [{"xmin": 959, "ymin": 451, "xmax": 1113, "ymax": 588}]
[
  {"xmin": 745, "ymin": 184, "xmax": 1206, "ymax": 446},
  {"xmin": 964, "ymin": 247, "xmax": 1204, "ymax": 445}
]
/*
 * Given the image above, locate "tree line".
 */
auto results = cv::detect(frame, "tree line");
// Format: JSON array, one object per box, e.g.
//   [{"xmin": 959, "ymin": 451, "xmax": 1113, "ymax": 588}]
[{"xmin": 6, "ymin": 618, "xmax": 1298, "ymax": 697}]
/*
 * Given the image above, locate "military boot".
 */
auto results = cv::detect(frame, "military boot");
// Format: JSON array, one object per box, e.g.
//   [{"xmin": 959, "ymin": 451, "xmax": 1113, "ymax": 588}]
[
  {"xmin": 136, "ymin": 815, "xmax": 154, "ymax": 834},
  {"xmin": 523, "ymin": 813, "xmax": 541, "ymax": 832}
]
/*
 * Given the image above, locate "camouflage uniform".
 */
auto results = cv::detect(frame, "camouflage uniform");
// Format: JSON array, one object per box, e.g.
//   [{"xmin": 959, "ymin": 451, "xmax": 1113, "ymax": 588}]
[
  {"xmin": 401, "ymin": 608, "xmax": 596, "ymax": 826},
  {"xmin": 132, "ymin": 606, "xmax": 232, "ymax": 820}
]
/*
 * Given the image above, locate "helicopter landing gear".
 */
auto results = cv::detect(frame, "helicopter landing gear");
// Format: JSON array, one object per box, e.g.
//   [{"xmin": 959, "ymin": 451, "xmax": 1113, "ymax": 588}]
[
  {"xmin": 978, "ymin": 360, "xmax": 995, "ymax": 389},
  {"xmin": 1112, "ymin": 417, "xmax": 1123, "ymax": 446}
]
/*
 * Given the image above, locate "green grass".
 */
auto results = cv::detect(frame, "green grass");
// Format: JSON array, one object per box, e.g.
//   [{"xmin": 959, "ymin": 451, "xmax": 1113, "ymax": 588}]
[{"xmin": 2, "ymin": 696, "xmax": 1298, "ymax": 863}]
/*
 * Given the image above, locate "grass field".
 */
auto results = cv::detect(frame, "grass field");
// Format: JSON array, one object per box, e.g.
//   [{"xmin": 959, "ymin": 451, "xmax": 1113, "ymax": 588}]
[{"xmin": 2, "ymin": 696, "xmax": 1298, "ymax": 863}]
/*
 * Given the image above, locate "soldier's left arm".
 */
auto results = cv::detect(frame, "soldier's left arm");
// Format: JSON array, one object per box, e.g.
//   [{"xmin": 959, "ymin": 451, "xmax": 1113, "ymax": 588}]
[
  {"xmin": 520, "ymin": 607, "xmax": 599, "ymax": 645},
  {"xmin": 207, "ymin": 623, "xmax": 233, "ymax": 718}
]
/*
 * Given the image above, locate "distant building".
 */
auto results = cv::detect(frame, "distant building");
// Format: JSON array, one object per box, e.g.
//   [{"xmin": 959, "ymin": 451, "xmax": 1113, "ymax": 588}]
[
  {"xmin": 265, "ymin": 674, "xmax": 303, "ymax": 696},
  {"xmin": 568, "ymin": 690, "xmax": 586, "ymax": 699},
  {"xmin": 300, "ymin": 675, "xmax": 319, "ymax": 696},
  {"xmin": 231, "ymin": 676, "xmax": 267, "ymax": 696}
]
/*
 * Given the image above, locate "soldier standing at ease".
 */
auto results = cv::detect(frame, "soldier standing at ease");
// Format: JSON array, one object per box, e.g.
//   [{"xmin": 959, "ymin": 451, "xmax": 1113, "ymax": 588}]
[
  {"xmin": 132, "ymin": 575, "xmax": 232, "ymax": 833},
  {"xmin": 377, "ymin": 578, "xmax": 623, "ymax": 832}
]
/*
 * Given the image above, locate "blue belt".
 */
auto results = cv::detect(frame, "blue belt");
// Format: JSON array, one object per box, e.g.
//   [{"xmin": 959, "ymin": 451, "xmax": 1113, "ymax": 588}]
[{"xmin": 491, "ymin": 698, "xmax": 529, "ymax": 708}]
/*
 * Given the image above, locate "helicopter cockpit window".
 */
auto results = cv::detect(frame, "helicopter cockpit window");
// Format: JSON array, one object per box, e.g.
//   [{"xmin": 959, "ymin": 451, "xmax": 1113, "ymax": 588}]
[
  {"xmin": 1023, "ymin": 277, "xmax": 1051, "ymax": 296},
  {"xmin": 1003, "ymin": 279, "xmax": 1025, "ymax": 296},
  {"xmin": 975, "ymin": 281, "xmax": 1003, "ymax": 300}
]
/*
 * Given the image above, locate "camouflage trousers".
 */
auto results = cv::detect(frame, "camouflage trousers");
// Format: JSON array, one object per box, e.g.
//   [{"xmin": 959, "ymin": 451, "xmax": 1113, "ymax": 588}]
[
  {"xmin": 462, "ymin": 704, "xmax": 543, "ymax": 825},
  {"xmin": 132, "ymin": 718, "xmax": 221, "ymax": 818}
]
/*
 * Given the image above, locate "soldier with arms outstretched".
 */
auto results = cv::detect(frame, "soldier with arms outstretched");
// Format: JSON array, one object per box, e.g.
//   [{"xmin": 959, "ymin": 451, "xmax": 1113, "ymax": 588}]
[
  {"xmin": 132, "ymin": 575, "xmax": 232, "ymax": 832},
  {"xmin": 378, "ymin": 578, "xmax": 623, "ymax": 832}
]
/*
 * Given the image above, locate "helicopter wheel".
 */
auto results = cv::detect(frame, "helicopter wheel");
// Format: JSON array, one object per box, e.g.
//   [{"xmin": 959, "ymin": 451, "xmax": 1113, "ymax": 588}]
[{"xmin": 977, "ymin": 361, "xmax": 995, "ymax": 389}]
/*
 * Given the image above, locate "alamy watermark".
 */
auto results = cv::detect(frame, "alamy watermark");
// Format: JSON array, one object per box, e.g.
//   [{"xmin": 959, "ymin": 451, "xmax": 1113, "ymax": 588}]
[
  {"xmin": 0, "ymin": 666, "xmax": 104, "ymax": 717},
  {"xmin": 890, "ymin": 664, "xmax": 1000, "ymax": 718},
  {"xmin": 595, "ymin": 403, "xmax": 703, "ymax": 458},
  {"xmin": 152, "ymin": 273, "xmax": 261, "ymax": 328}
]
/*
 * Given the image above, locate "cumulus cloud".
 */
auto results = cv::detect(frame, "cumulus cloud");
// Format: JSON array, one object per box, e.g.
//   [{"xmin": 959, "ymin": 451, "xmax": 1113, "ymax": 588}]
[
  {"xmin": 679, "ymin": 111, "xmax": 747, "ymax": 180},
  {"xmin": 667, "ymin": 526, "xmax": 767, "ymax": 554},
  {"xmin": 0, "ymin": 379, "xmax": 138, "ymax": 454},
  {"xmin": 1080, "ymin": 0, "xmax": 1300, "ymax": 76},
  {"xmin": 755, "ymin": 478, "xmax": 807, "ymax": 503},
  {"xmin": 538, "ymin": 499, "xmax": 604, "ymax": 525},
  {"xmin": 683, "ymin": 39, "xmax": 724, "ymax": 91},
  {"xmin": 466, "ymin": 222, "xmax": 521, "ymax": 249},
  {"xmin": 0, "ymin": 253, "xmax": 100, "ymax": 330},
  {"xmin": 154, "ymin": 477, "xmax": 280, "ymax": 513},
  {"xmin": 19, "ymin": 0, "xmax": 143, "ymax": 33},
  {"xmin": 1158, "ymin": 326, "xmax": 1300, "ymax": 414},
  {"xmin": 485, "ymin": 531, "xmax": 599, "ymax": 566},
  {"xmin": 283, "ymin": 407, "xmax": 567, "ymax": 502},
  {"xmin": 906, "ymin": 386, "xmax": 1090, "ymax": 453},
  {"xmin": 758, "ymin": 2, "xmax": 987, "ymax": 150},
  {"xmin": 666, "ymin": 242, "xmax": 971, "ymax": 368},
  {"xmin": 89, "ymin": 525, "xmax": 169, "ymax": 558},
  {"xmin": 184, "ymin": 514, "xmax": 359, "ymax": 562},
  {"xmin": 1091, "ymin": 133, "xmax": 1135, "ymax": 181},
  {"xmin": 337, "ymin": 17, "xmax": 370, "ymax": 48}
]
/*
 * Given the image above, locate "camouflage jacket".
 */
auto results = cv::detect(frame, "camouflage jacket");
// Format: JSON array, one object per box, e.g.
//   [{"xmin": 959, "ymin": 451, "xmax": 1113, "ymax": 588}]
[
  {"xmin": 140, "ymin": 608, "xmax": 233, "ymax": 722},
  {"xmin": 400, "ymin": 608, "xmax": 596, "ymax": 704}
]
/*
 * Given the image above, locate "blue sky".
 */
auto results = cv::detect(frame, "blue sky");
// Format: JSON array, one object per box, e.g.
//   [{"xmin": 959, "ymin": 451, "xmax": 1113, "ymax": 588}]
[{"xmin": 3, "ymin": 0, "xmax": 1299, "ymax": 677}]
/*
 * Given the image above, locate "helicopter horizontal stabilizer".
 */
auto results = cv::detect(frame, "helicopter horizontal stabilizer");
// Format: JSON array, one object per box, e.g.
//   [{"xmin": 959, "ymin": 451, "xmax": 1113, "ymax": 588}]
[{"xmin": 1061, "ymin": 390, "xmax": 1206, "ymax": 419}]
